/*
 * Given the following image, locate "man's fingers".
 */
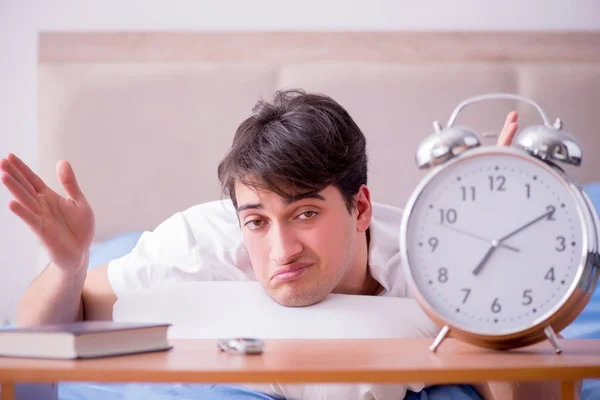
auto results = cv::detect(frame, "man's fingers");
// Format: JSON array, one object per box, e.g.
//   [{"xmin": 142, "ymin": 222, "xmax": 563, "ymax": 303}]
[
  {"xmin": 1, "ymin": 172, "xmax": 41, "ymax": 215},
  {"xmin": 8, "ymin": 200, "xmax": 43, "ymax": 236},
  {"xmin": 504, "ymin": 111, "xmax": 518, "ymax": 125},
  {"xmin": 7, "ymin": 153, "xmax": 47, "ymax": 193},
  {"xmin": 56, "ymin": 160, "xmax": 86, "ymax": 202},
  {"xmin": 497, "ymin": 111, "xmax": 519, "ymax": 146},
  {"xmin": 498, "ymin": 122, "xmax": 519, "ymax": 146},
  {"xmin": 0, "ymin": 157, "xmax": 38, "ymax": 198}
]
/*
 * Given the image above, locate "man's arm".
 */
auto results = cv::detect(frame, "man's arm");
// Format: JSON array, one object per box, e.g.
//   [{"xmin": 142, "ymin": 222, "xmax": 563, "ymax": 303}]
[
  {"xmin": 16, "ymin": 261, "xmax": 116, "ymax": 326},
  {"xmin": 2, "ymin": 153, "xmax": 104, "ymax": 326},
  {"xmin": 16, "ymin": 261, "xmax": 86, "ymax": 326},
  {"xmin": 82, "ymin": 264, "xmax": 117, "ymax": 320}
]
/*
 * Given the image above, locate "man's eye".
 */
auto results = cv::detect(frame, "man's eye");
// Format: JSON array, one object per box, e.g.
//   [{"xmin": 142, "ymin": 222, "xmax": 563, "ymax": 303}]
[
  {"xmin": 297, "ymin": 211, "xmax": 318, "ymax": 220},
  {"xmin": 245, "ymin": 220, "xmax": 266, "ymax": 230}
]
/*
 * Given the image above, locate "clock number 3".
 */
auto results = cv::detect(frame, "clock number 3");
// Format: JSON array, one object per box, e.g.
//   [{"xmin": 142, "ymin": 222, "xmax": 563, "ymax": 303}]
[{"xmin": 556, "ymin": 236, "xmax": 566, "ymax": 252}]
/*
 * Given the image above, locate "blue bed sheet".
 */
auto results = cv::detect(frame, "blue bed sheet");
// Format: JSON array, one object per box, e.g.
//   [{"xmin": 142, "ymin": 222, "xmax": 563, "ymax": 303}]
[
  {"xmin": 57, "ymin": 383, "xmax": 484, "ymax": 400},
  {"xmin": 58, "ymin": 383, "xmax": 284, "ymax": 400}
]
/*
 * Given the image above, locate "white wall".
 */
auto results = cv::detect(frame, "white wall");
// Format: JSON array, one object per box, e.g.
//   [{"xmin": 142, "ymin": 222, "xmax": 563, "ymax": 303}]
[{"xmin": 1, "ymin": 0, "xmax": 599, "ymax": 323}]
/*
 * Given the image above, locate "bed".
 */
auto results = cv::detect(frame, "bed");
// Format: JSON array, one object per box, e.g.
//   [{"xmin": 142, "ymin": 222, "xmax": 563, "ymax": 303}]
[{"xmin": 26, "ymin": 31, "xmax": 600, "ymax": 399}]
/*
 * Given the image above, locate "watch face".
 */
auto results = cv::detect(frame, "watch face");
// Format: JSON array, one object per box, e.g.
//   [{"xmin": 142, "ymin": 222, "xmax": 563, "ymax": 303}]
[{"xmin": 402, "ymin": 147, "xmax": 586, "ymax": 336}]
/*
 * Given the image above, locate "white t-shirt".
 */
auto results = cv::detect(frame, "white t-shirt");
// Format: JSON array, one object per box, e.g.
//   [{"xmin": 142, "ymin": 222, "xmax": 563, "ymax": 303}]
[{"xmin": 108, "ymin": 199, "xmax": 412, "ymax": 299}]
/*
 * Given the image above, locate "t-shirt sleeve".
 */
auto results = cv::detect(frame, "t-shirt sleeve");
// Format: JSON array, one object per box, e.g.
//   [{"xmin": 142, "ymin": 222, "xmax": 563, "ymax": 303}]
[{"xmin": 107, "ymin": 201, "xmax": 252, "ymax": 298}]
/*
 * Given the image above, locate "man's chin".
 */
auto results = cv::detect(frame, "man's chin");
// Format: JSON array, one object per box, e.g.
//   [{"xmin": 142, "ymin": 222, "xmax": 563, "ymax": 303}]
[{"xmin": 269, "ymin": 287, "xmax": 328, "ymax": 308}]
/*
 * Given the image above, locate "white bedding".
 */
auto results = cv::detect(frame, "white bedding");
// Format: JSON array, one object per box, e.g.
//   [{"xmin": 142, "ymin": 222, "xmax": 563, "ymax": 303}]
[{"xmin": 113, "ymin": 281, "xmax": 441, "ymax": 400}]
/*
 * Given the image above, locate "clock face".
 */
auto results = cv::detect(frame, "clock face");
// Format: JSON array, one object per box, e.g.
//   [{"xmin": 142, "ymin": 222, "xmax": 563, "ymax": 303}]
[{"xmin": 402, "ymin": 148, "xmax": 586, "ymax": 335}]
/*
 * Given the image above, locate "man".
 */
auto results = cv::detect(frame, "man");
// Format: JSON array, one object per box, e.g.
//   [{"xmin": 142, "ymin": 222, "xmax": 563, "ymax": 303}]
[{"xmin": 1, "ymin": 89, "xmax": 564, "ymax": 399}]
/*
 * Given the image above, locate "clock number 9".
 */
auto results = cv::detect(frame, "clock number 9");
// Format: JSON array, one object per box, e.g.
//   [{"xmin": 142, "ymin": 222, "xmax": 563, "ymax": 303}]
[
  {"xmin": 439, "ymin": 209, "xmax": 457, "ymax": 224},
  {"xmin": 428, "ymin": 237, "xmax": 438, "ymax": 252}
]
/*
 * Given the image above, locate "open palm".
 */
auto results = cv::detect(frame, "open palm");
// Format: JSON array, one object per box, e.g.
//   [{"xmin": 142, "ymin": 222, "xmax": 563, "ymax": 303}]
[{"xmin": 1, "ymin": 154, "xmax": 95, "ymax": 272}]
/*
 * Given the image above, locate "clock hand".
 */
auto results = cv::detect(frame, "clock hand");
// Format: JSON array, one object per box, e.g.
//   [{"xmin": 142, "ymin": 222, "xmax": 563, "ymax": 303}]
[
  {"xmin": 472, "ymin": 209, "xmax": 552, "ymax": 276},
  {"xmin": 438, "ymin": 224, "xmax": 520, "ymax": 252},
  {"xmin": 498, "ymin": 209, "xmax": 553, "ymax": 243},
  {"xmin": 472, "ymin": 240, "xmax": 500, "ymax": 276}
]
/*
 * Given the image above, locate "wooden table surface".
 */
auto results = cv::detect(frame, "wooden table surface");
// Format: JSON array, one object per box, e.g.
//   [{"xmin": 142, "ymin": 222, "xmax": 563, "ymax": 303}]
[{"xmin": 0, "ymin": 338, "xmax": 599, "ymax": 384}]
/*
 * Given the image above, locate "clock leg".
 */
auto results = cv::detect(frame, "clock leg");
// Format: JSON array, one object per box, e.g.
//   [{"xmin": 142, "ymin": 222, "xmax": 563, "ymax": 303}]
[
  {"xmin": 429, "ymin": 325, "xmax": 450, "ymax": 352},
  {"xmin": 543, "ymin": 326, "xmax": 563, "ymax": 354}
]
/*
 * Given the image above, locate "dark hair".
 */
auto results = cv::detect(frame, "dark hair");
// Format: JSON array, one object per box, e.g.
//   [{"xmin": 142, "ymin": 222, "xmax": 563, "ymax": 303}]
[{"xmin": 217, "ymin": 89, "xmax": 368, "ymax": 212}]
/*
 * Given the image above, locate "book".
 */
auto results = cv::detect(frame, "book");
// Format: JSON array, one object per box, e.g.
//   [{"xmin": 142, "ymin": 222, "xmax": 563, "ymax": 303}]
[{"xmin": 0, "ymin": 321, "xmax": 172, "ymax": 359}]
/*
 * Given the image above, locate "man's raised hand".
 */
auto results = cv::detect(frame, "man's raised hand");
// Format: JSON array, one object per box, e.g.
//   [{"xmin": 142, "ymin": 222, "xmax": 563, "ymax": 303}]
[{"xmin": 1, "ymin": 154, "xmax": 95, "ymax": 272}]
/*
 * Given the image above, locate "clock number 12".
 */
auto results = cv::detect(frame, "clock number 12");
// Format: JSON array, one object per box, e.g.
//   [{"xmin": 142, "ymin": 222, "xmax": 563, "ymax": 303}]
[{"xmin": 489, "ymin": 175, "xmax": 506, "ymax": 191}]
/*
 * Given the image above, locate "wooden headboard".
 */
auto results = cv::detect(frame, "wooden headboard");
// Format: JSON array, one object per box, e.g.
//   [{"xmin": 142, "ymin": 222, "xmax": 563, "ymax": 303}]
[{"xmin": 38, "ymin": 32, "xmax": 600, "ymax": 240}]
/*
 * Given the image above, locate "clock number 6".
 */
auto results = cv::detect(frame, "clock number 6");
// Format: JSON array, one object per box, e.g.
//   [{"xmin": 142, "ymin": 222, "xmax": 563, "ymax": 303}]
[{"xmin": 491, "ymin": 298, "xmax": 502, "ymax": 314}]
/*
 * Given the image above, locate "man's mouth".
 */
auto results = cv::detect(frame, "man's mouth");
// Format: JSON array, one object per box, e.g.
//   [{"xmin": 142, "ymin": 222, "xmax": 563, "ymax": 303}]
[{"xmin": 271, "ymin": 263, "xmax": 312, "ymax": 283}]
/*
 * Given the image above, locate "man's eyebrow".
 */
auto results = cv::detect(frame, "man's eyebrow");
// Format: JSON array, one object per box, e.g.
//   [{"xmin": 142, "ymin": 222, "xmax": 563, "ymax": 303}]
[
  {"xmin": 284, "ymin": 192, "xmax": 325, "ymax": 205},
  {"xmin": 236, "ymin": 193, "xmax": 325, "ymax": 213},
  {"xmin": 236, "ymin": 203, "xmax": 263, "ymax": 213}
]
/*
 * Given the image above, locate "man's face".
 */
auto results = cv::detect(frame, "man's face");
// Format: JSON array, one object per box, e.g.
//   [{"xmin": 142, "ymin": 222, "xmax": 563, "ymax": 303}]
[{"xmin": 235, "ymin": 181, "xmax": 371, "ymax": 307}]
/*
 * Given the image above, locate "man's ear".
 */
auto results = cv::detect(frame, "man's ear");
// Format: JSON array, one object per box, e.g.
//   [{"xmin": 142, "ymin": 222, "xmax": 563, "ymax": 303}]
[{"xmin": 354, "ymin": 185, "xmax": 372, "ymax": 233}]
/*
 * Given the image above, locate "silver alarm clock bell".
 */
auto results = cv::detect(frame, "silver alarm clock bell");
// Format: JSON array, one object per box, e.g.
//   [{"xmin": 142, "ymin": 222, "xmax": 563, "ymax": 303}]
[{"xmin": 416, "ymin": 93, "xmax": 583, "ymax": 170}]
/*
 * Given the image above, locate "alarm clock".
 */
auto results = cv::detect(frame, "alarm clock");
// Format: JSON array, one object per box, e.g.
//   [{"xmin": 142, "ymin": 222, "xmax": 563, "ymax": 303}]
[{"xmin": 400, "ymin": 93, "xmax": 600, "ymax": 353}]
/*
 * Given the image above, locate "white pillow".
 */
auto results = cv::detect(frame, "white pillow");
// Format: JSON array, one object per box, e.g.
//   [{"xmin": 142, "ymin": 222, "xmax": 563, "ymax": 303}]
[{"xmin": 113, "ymin": 281, "xmax": 440, "ymax": 400}]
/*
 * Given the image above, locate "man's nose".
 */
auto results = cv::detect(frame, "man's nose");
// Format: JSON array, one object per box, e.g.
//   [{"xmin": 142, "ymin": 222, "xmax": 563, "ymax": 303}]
[{"xmin": 269, "ymin": 224, "xmax": 303, "ymax": 265}]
